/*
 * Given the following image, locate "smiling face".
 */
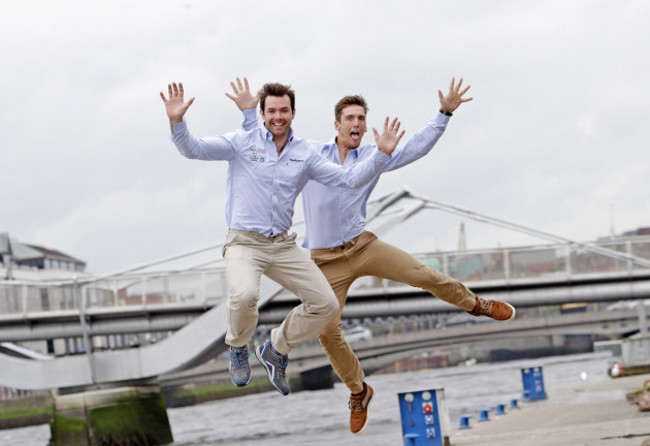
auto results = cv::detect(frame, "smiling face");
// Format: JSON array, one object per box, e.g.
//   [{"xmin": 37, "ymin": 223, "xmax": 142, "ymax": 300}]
[
  {"xmin": 335, "ymin": 104, "xmax": 367, "ymax": 150},
  {"xmin": 260, "ymin": 95, "xmax": 295, "ymax": 139}
]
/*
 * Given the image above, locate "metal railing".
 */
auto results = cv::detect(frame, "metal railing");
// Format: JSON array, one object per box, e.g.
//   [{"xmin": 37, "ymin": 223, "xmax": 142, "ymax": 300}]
[{"xmin": 2, "ymin": 236, "xmax": 649, "ymax": 317}]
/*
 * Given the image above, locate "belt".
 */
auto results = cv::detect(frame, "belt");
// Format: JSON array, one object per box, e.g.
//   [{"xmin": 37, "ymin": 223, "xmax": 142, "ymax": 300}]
[
  {"xmin": 334, "ymin": 234, "xmax": 362, "ymax": 251},
  {"xmin": 229, "ymin": 228, "xmax": 290, "ymax": 243}
]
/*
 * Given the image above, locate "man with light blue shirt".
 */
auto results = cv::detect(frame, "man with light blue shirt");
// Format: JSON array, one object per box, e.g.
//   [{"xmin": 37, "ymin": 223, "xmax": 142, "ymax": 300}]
[
  {"xmin": 229, "ymin": 77, "xmax": 516, "ymax": 435},
  {"xmin": 160, "ymin": 81, "xmax": 404, "ymax": 397}
]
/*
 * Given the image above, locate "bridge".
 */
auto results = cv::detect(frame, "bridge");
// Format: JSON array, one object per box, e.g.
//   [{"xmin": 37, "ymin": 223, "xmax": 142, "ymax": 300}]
[{"xmin": 1, "ymin": 187, "xmax": 649, "ymax": 391}]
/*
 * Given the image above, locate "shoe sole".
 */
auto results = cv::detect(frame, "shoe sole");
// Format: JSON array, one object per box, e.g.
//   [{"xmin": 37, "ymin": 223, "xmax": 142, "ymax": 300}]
[
  {"xmin": 352, "ymin": 388, "xmax": 374, "ymax": 436},
  {"xmin": 255, "ymin": 344, "xmax": 290, "ymax": 396}
]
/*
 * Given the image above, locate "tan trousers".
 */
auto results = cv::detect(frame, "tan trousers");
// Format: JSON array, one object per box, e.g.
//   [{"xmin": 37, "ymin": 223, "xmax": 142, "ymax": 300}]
[
  {"xmin": 311, "ymin": 231, "xmax": 477, "ymax": 392},
  {"xmin": 223, "ymin": 229, "xmax": 339, "ymax": 355}
]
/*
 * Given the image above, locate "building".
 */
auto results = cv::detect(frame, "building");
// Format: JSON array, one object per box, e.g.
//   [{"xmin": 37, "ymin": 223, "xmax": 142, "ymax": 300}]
[{"xmin": 0, "ymin": 232, "xmax": 88, "ymax": 281}]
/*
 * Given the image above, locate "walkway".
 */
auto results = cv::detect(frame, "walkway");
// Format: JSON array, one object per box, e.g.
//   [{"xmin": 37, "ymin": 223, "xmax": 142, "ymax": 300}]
[{"xmin": 452, "ymin": 373, "xmax": 650, "ymax": 446}]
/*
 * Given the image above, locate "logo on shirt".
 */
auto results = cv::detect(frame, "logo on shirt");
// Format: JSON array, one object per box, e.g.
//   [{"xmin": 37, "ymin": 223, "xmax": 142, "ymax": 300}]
[
  {"xmin": 289, "ymin": 158, "xmax": 304, "ymax": 163},
  {"xmin": 248, "ymin": 146, "xmax": 267, "ymax": 163}
]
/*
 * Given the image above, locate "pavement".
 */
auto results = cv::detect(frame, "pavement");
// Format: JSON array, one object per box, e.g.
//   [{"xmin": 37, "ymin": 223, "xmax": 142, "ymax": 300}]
[{"xmin": 451, "ymin": 373, "xmax": 650, "ymax": 446}]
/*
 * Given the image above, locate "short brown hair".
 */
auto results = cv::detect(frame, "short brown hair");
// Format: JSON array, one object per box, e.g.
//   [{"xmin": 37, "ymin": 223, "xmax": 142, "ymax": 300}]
[
  {"xmin": 260, "ymin": 83, "xmax": 296, "ymax": 112},
  {"xmin": 334, "ymin": 95, "xmax": 368, "ymax": 122}
]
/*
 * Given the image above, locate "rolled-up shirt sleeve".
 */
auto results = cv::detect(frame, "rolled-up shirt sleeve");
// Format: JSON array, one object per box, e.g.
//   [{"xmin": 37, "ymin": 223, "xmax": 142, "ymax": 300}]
[
  {"xmin": 307, "ymin": 146, "xmax": 389, "ymax": 189},
  {"xmin": 170, "ymin": 119, "xmax": 235, "ymax": 161}
]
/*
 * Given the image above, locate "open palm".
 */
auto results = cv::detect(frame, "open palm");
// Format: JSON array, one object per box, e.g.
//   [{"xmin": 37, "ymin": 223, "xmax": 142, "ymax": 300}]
[{"xmin": 160, "ymin": 82, "xmax": 195, "ymax": 125}]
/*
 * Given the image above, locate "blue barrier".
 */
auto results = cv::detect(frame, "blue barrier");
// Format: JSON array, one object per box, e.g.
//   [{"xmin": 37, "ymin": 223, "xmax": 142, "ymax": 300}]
[
  {"xmin": 458, "ymin": 414, "xmax": 472, "ymax": 430},
  {"xmin": 398, "ymin": 388, "xmax": 450, "ymax": 445},
  {"xmin": 521, "ymin": 366, "xmax": 547, "ymax": 401},
  {"xmin": 495, "ymin": 403, "xmax": 507, "ymax": 415},
  {"xmin": 510, "ymin": 398, "xmax": 519, "ymax": 409},
  {"xmin": 478, "ymin": 408, "xmax": 491, "ymax": 422}
]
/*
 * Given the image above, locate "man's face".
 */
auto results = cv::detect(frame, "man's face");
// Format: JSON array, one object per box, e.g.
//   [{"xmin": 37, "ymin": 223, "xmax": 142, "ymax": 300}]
[
  {"xmin": 335, "ymin": 105, "xmax": 367, "ymax": 150},
  {"xmin": 260, "ymin": 95, "xmax": 295, "ymax": 138}
]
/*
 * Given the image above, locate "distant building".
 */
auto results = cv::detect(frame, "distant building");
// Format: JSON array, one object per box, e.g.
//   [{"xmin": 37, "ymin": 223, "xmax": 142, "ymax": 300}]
[
  {"xmin": 0, "ymin": 232, "xmax": 88, "ymax": 281},
  {"xmin": 622, "ymin": 226, "xmax": 650, "ymax": 237}
]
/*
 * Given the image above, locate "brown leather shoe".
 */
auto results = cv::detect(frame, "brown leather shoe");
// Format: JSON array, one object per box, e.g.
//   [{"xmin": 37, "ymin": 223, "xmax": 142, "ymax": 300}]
[
  {"xmin": 468, "ymin": 296, "xmax": 516, "ymax": 321},
  {"xmin": 349, "ymin": 382, "xmax": 374, "ymax": 435}
]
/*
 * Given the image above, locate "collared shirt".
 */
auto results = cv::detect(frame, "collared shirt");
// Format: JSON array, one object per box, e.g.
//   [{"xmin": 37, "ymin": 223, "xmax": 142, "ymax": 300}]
[
  {"xmin": 171, "ymin": 119, "xmax": 390, "ymax": 237},
  {"xmin": 241, "ymin": 109, "xmax": 450, "ymax": 247}
]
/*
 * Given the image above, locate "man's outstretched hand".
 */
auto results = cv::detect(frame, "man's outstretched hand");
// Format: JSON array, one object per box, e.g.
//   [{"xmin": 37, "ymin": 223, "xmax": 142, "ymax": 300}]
[
  {"xmin": 373, "ymin": 117, "xmax": 405, "ymax": 156},
  {"xmin": 160, "ymin": 82, "xmax": 195, "ymax": 133},
  {"xmin": 438, "ymin": 78, "xmax": 473, "ymax": 114},
  {"xmin": 225, "ymin": 77, "xmax": 260, "ymax": 111}
]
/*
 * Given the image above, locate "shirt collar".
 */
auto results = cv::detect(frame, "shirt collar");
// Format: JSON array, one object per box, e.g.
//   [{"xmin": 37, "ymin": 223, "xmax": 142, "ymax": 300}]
[{"xmin": 331, "ymin": 136, "xmax": 360, "ymax": 163}]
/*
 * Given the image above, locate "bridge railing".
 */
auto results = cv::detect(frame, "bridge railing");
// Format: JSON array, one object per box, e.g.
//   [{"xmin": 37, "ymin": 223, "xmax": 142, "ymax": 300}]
[
  {"xmin": 1, "ymin": 236, "xmax": 649, "ymax": 315},
  {"xmin": 347, "ymin": 236, "xmax": 650, "ymax": 292},
  {"xmin": 0, "ymin": 267, "xmax": 229, "ymax": 316}
]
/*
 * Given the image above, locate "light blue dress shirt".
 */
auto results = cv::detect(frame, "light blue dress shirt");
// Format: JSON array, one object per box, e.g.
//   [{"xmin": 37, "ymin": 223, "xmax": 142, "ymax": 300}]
[
  {"xmin": 241, "ymin": 109, "xmax": 450, "ymax": 248},
  {"xmin": 171, "ymin": 119, "xmax": 390, "ymax": 237}
]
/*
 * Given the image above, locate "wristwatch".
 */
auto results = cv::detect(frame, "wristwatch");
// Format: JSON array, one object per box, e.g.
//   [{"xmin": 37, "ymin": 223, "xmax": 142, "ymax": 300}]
[{"xmin": 440, "ymin": 109, "xmax": 453, "ymax": 117}]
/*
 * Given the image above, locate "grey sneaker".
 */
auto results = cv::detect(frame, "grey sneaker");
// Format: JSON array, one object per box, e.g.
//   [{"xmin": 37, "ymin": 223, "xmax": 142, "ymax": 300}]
[
  {"xmin": 229, "ymin": 345, "xmax": 251, "ymax": 387},
  {"xmin": 255, "ymin": 340, "xmax": 290, "ymax": 395}
]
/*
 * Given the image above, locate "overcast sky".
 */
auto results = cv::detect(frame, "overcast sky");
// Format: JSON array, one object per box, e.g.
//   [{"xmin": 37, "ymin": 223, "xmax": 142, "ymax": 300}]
[{"xmin": 1, "ymin": 1, "xmax": 649, "ymax": 274}]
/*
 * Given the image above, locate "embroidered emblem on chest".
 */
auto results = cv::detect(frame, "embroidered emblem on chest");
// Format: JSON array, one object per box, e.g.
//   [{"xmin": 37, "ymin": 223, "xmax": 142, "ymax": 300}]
[{"xmin": 247, "ymin": 147, "xmax": 267, "ymax": 163}]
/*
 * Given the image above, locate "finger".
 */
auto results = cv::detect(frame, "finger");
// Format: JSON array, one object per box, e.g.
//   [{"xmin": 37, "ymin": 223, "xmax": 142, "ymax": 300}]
[
  {"xmin": 456, "ymin": 78, "xmax": 463, "ymax": 92},
  {"xmin": 186, "ymin": 97, "xmax": 195, "ymax": 108},
  {"xmin": 225, "ymin": 92, "xmax": 235, "ymax": 101},
  {"xmin": 388, "ymin": 118, "xmax": 397, "ymax": 133},
  {"xmin": 461, "ymin": 97, "xmax": 474, "ymax": 103},
  {"xmin": 372, "ymin": 127, "xmax": 380, "ymax": 140},
  {"xmin": 230, "ymin": 81, "xmax": 238, "ymax": 94},
  {"xmin": 243, "ymin": 77, "xmax": 250, "ymax": 92},
  {"xmin": 383, "ymin": 116, "xmax": 390, "ymax": 131},
  {"xmin": 459, "ymin": 85, "xmax": 471, "ymax": 96},
  {"xmin": 179, "ymin": 82, "xmax": 185, "ymax": 98},
  {"xmin": 393, "ymin": 120, "xmax": 401, "ymax": 134},
  {"xmin": 438, "ymin": 90, "xmax": 444, "ymax": 102},
  {"xmin": 396, "ymin": 129, "xmax": 405, "ymax": 144},
  {"xmin": 255, "ymin": 88, "xmax": 262, "ymax": 100},
  {"xmin": 167, "ymin": 83, "xmax": 173, "ymax": 98},
  {"xmin": 160, "ymin": 91, "xmax": 167, "ymax": 103},
  {"xmin": 388, "ymin": 117, "xmax": 398, "ymax": 132},
  {"xmin": 449, "ymin": 77, "xmax": 455, "ymax": 92},
  {"xmin": 236, "ymin": 77, "xmax": 244, "ymax": 92}
]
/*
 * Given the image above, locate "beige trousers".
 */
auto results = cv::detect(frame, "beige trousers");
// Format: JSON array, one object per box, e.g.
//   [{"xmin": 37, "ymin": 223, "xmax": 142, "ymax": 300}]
[
  {"xmin": 311, "ymin": 231, "xmax": 477, "ymax": 392},
  {"xmin": 223, "ymin": 229, "xmax": 339, "ymax": 355}
]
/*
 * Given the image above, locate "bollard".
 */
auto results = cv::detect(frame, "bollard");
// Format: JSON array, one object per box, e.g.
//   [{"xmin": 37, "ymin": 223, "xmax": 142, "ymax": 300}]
[
  {"xmin": 398, "ymin": 388, "xmax": 451, "ymax": 445},
  {"xmin": 458, "ymin": 415, "xmax": 472, "ymax": 430},
  {"xmin": 521, "ymin": 366, "xmax": 547, "ymax": 400},
  {"xmin": 404, "ymin": 433, "xmax": 419, "ymax": 445},
  {"xmin": 510, "ymin": 398, "xmax": 519, "ymax": 409},
  {"xmin": 479, "ymin": 408, "xmax": 491, "ymax": 422},
  {"xmin": 495, "ymin": 403, "xmax": 507, "ymax": 415}
]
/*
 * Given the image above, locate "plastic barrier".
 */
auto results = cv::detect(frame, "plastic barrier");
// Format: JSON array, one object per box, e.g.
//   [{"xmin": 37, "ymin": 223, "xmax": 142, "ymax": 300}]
[
  {"xmin": 398, "ymin": 388, "xmax": 451, "ymax": 445},
  {"xmin": 521, "ymin": 366, "xmax": 547, "ymax": 400}
]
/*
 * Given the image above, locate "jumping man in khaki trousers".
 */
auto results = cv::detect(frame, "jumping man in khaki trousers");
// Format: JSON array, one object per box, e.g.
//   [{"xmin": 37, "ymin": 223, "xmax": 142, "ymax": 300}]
[
  {"xmin": 162, "ymin": 80, "xmax": 404, "ymax": 396},
  {"xmin": 231, "ymin": 77, "xmax": 516, "ymax": 434}
]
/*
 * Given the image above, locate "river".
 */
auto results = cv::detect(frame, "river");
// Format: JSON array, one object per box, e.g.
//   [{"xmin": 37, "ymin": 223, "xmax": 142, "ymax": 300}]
[{"xmin": 0, "ymin": 352, "xmax": 614, "ymax": 445}]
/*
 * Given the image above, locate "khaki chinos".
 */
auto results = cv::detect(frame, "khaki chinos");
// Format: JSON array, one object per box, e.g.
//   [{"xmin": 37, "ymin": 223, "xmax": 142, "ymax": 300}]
[
  {"xmin": 223, "ymin": 229, "xmax": 339, "ymax": 355},
  {"xmin": 311, "ymin": 231, "xmax": 477, "ymax": 392}
]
